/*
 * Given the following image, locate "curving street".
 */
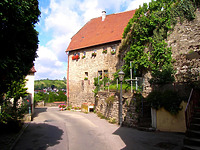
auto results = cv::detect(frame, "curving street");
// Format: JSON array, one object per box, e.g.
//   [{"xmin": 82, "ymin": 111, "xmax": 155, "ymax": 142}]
[{"xmin": 14, "ymin": 107, "xmax": 184, "ymax": 150}]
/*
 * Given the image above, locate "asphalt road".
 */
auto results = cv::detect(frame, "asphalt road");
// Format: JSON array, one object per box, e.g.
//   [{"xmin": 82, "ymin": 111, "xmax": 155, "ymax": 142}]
[{"xmin": 13, "ymin": 107, "xmax": 184, "ymax": 150}]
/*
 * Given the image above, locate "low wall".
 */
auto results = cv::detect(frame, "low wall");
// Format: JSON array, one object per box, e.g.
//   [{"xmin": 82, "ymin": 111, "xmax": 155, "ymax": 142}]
[
  {"xmin": 156, "ymin": 101, "xmax": 187, "ymax": 132},
  {"xmin": 95, "ymin": 91, "xmax": 139, "ymax": 127},
  {"xmin": 35, "ymin": 101, "xmax": 66, "ymax": 107}
]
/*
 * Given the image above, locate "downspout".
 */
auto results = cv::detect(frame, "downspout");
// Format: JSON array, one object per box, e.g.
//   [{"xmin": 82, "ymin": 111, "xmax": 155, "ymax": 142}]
[{"xmin": 67, "ymin": 52, "xmax": 70, "ymax": 107}]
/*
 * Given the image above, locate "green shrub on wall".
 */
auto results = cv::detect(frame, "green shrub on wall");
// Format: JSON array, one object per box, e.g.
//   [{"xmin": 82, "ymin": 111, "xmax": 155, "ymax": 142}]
[
  {"xmin": 105, "ymin": 95, "xmax": 115, "ymax": 105},
  {"xmin": 146, "ymin": 90, "xmax": 183, "ymax": 115}
]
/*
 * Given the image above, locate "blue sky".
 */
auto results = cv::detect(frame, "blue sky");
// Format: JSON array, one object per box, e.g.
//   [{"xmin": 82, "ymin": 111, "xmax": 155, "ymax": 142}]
[{"xmin": 34, "ymin": 0, "xmax": 151, "ymax": 80}]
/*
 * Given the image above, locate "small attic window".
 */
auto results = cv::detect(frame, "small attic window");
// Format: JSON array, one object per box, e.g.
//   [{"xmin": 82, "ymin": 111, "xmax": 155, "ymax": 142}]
[
  {"xmin": 111, "ymin": 46, "xmax": 116, "ymax": 51},
  {"xmin": 85, "ymin": 72, "xmax": 88, "ymax": 77}
]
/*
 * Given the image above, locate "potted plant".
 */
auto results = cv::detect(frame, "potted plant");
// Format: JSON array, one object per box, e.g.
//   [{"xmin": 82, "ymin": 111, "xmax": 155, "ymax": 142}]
[
  {"xmin": 82, "ymin": 55, "xmax": 85, "ymax": 59},
  {"xmin": 84, "ymin": 77, "xmax": 88, "ymax": 80},
  {"xmin": 111, "ymin": 49, "xmax": 116, "ymax": 55},
  {"xmin": 102, "ymin": 49, "xmax": 107, "ymax": 54},
  {"xmin": 92, "ymin": 52, "xmax": 96, "ymax": 57},
  {"xmin": 59, "ymin": 104, "xmax": 66, "ymax": 111}
]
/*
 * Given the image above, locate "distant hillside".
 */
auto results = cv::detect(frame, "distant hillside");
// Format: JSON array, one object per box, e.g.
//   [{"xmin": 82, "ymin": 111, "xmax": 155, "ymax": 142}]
[{"xmin": 34, "ymin": 79, "xmax": 66, "ymax": 90}]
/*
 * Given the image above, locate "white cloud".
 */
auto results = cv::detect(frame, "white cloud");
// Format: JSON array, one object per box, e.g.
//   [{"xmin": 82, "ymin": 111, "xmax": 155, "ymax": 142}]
[
  {"xmin": 126, "ymin": 0, "xmax": 151, "ymax": 10},
  {"xmin": 41, "ymin": 7, "xmax": 49, "ymax": 15},
  {"xmin": 79, "ymin": 0, "xmax": 102, "ymax": 23},
  {"xmin": 35, "ymin": 45, "xmax": 67, "ymax": 80}
]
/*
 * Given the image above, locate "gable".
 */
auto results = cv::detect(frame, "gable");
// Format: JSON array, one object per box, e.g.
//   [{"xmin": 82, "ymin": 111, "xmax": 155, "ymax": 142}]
[{"xmin": 66, "ymin": 10, "xmax": 136, "ymax": 52}]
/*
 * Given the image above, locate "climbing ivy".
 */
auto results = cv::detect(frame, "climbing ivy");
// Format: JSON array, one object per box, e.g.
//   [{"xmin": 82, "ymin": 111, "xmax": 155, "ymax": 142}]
[{"xmin": 120, "ymin": 0, "xmax": 198, "ymax": 85}]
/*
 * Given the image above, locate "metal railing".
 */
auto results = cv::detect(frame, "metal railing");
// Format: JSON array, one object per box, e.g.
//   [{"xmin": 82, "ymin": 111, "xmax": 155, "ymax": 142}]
[{"xmin": 185, "ymin": 88, "xmax": 198, "ymax": 129}]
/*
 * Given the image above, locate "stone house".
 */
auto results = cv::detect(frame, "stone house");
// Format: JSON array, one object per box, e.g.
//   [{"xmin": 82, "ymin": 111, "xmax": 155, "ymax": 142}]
[{"xmin": 66, "ymin": 10, "xmax": 136, "ymax": 106}]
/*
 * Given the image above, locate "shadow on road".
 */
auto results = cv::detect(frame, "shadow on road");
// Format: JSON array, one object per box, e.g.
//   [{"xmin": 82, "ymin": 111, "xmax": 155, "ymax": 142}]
[
  {"xmin": 113, "ymin": 127, "xmax": 184, "ymax": 150},
  {"xmin": 14, "ymin": 122, "xmax": 65, "ymax": 150},
  {"xmin": 33, "ymin": 107, "xmax": 47, "ymax": 119}
]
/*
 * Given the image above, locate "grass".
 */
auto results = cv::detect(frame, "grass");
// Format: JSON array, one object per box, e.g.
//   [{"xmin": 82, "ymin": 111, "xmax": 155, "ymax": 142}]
[{"xmin": 96, "ymin": 112, "xmax": 117, "ymax": 124}]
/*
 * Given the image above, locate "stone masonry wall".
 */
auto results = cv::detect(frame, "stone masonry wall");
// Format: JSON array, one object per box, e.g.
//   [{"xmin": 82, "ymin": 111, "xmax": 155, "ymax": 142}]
[
  {"xmin": 68, "ymin": 42, "xmax": 120, "ymax": 106},
  {"xmin": 95, "ymin": 91, "xmax": 139, "ymax": 127},
  {"xmin": 168, "ymin": 9, "xmax": 200, "ymax": 83}
]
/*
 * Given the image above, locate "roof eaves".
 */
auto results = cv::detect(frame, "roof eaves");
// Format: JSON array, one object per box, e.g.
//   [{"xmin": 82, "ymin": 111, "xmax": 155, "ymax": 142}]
[{"xmin": 66, "ymin": 40, "xmax": 121, "ymax": 52}]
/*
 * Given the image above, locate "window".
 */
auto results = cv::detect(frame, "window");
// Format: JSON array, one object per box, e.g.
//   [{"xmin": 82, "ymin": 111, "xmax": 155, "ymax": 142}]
[
  {"xmin": 84, "ymin": 51, "xmax": 86, "ymax": 56},
  {"xmin": 98, "ymin": 70, "xmax": 102, "ymax": 79},
  {"xmin": 84, "ymin": 72, "xmax": 88, "ymax": 80},
  {"xmin": 85, "ymin": 72, "xmax": 88, "ymax": 77}
]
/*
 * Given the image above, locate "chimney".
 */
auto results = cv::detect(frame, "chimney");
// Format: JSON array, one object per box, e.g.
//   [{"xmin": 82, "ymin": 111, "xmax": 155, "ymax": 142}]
[{"xmin": 102, "ymin": 11, "xmax": 106, "ymax": 21}]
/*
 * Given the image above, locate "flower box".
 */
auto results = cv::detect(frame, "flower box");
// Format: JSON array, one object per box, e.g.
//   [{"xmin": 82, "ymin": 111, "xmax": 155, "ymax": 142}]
[{"xmin": 72, "ymin": 54, "xmax": 80, "ymax": 60}]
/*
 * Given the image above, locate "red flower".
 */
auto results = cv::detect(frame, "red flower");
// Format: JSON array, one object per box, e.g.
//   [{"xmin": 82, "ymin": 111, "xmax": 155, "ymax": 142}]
[
  {"xmin": 72, "ymin": 55, "xmax": 76, "ymax": 60},
  {"xmin": 75, "ymin": 54, "xmax": 79, "ymax": 60}
]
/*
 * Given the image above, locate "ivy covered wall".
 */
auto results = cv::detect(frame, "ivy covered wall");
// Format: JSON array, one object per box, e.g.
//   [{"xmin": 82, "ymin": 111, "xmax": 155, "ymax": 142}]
[
  {"xmin": 118, "ymin": 0, "xmax": 200, "ymax": 114},
  {"xmin": 119, "ymin": 0, "xmax": 199, "ymax": 86}
]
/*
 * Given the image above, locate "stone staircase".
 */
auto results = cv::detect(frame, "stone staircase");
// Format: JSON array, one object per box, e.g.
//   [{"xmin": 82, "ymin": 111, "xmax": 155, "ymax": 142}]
[{"xmin": 183, "ymin": 107, "xmax": 200, "ymax": 150}]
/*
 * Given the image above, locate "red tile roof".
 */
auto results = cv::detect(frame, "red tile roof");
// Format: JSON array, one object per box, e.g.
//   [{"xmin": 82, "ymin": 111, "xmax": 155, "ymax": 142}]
[
  {"xmin": 66, "ymin": 10, "xmax": 136, "ymax": 52},
  {"xmin": 29, "ymin": 66, "xmax": 36, "ymax": 73}
]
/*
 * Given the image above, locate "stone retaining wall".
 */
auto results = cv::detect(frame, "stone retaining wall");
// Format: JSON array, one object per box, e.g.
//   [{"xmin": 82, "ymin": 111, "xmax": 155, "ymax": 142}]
[{"xmin": 95, "ymin": 91, "xmax": 140, "ymax": 127}]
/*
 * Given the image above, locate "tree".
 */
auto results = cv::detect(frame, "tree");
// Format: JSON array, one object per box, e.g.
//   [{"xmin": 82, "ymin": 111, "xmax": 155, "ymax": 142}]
[
  {"xmin": 6, "ymin": 77, "xmax": 28, "ymax": 111},
  {"xmin": 0, "ymin": 0, "xmax": 40, "ymax": 104},
  {"xmin": 57, "ymin": 91, "xmax": 67, "ymax": 102}
]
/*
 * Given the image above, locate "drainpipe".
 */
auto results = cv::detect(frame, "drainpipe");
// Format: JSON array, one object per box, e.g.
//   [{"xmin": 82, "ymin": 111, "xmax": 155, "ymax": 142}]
[{"xmin": 67, "ymin": 52, "xmax": 70, "ymax": 107}]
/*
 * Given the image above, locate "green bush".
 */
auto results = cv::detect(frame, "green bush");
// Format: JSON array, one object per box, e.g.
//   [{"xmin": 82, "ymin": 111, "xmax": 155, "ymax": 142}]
[{"xmin": 146, "ymin": 90, "xmax": 183, "ymax": 115}]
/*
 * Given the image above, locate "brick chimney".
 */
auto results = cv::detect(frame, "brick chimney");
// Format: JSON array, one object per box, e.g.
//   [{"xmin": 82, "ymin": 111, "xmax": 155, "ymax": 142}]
[{"xmin": 102, "ymin": 11, "xmax": 106, "ymax": 21}]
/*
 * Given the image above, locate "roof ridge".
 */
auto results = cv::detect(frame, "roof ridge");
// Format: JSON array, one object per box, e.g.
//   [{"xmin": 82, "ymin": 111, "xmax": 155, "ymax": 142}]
[{"xmin": 91, "ymin": 9, "xmax": 135, "ymax": 20}]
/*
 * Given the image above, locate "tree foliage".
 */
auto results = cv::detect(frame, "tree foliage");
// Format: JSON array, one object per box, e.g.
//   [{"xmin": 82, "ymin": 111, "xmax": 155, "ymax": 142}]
[
  {"xmin": 0, "ymin": 0, "xmax": 40, "ymax": 103},
  {"xmin": 34, "ymin": 79, "xmax": 67, "ymax": 90},
  {"xmin": 34, "ymin": 91, "xmax": 67, "ymax": 103},
  {"xmin": 6, "ymin": 77, "xmax": 28, "ymax": 110}
]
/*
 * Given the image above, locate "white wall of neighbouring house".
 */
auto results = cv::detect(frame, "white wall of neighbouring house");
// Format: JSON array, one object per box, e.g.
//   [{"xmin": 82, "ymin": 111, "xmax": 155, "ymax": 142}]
[{"xmin": 25, "ymin": 73, "xmax": 35, "ymax": 114}]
